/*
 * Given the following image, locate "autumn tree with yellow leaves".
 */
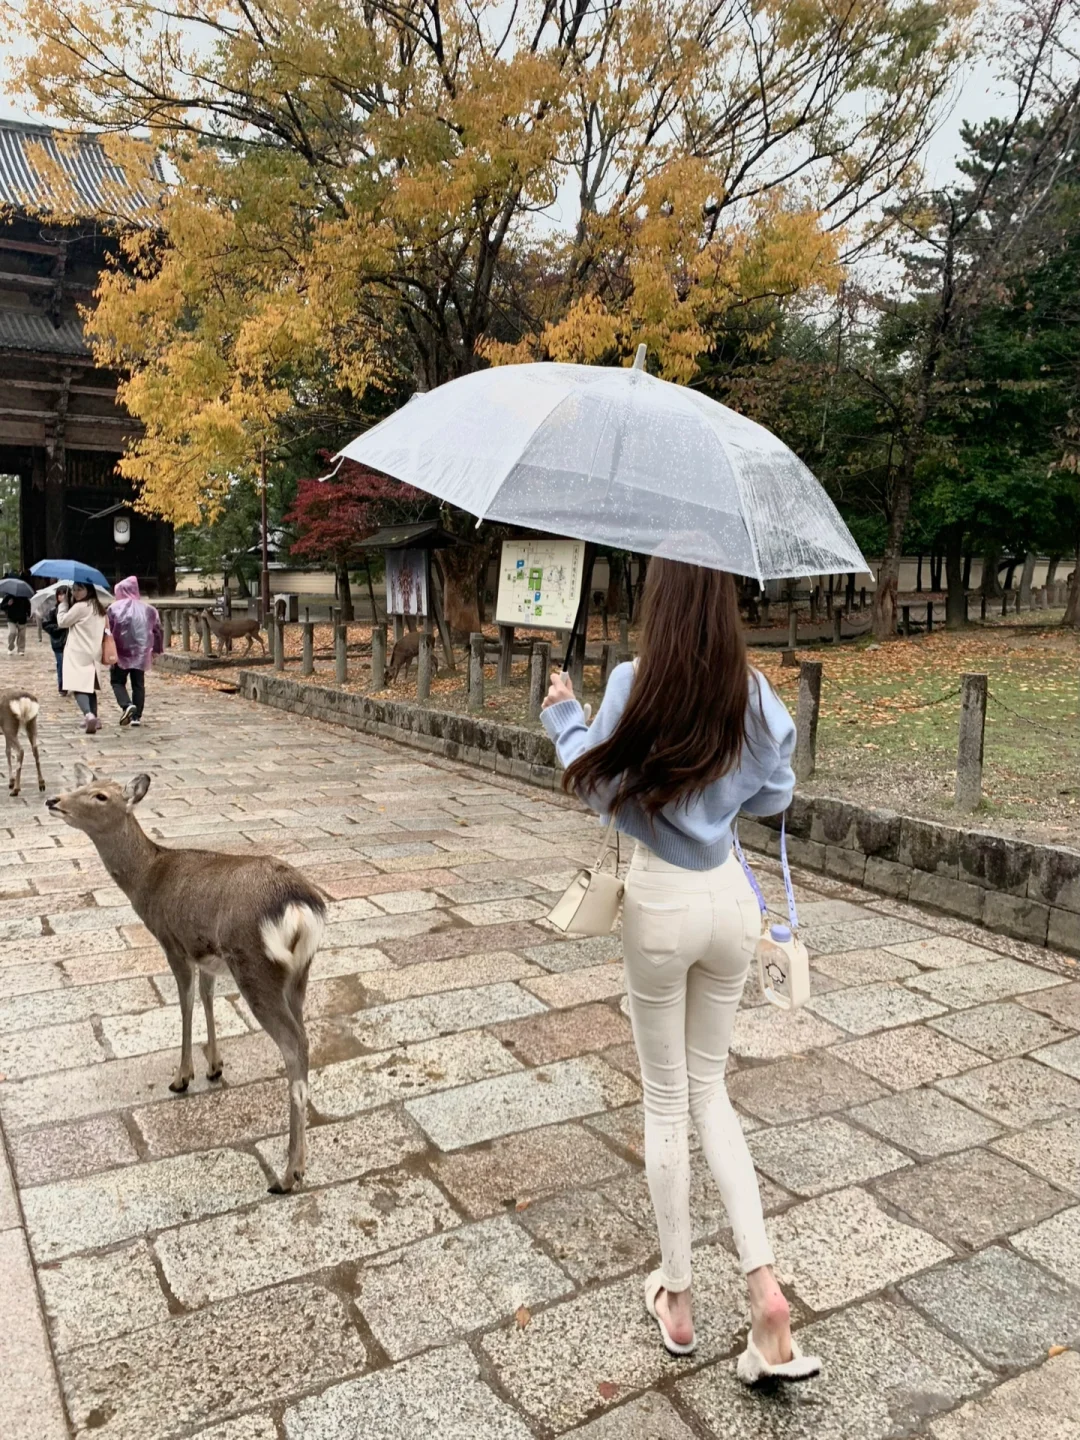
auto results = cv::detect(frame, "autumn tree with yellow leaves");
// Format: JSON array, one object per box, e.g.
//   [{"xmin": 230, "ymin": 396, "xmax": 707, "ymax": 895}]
[{"xmin": 11, "ymin": 0, "xmax": 972, "ymax": 541}]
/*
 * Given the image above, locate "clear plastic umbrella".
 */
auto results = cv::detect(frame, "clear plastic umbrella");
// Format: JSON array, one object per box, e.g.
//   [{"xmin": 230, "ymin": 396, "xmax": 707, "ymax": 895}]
[{"xmin": 337, "ymin": 349, "xmax": 865, "ymax": 583}]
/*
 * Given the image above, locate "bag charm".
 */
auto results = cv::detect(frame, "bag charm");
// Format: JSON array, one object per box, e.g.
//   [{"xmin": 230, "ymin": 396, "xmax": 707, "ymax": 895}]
[
  {"xmin": 546, "ymin": 815, "xmax": 624, "ymax": 937},
  {"xmin": 733, "ymin": 816, "xmax": 810, "ymax": 1010}
]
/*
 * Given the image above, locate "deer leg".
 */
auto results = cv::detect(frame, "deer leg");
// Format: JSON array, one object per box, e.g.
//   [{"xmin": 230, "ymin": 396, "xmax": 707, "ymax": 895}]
[
  {"xmin": 26, "ymin": 717, "xmax": 45, "ymax": 792},
  {"xmin": 242, "ymin": 978, "xmax": 310, "ymax": 1193},
  {"xmin": 7, "ymin": 734, "xmax": 23, "ymax": 796},
  {"xmin": 168, "ymin": 958, "xmax": 197, "ymax": 1092},
  {"xmin": 199, "ymin": 968, "xmax": 222, "ymax": 1080}
]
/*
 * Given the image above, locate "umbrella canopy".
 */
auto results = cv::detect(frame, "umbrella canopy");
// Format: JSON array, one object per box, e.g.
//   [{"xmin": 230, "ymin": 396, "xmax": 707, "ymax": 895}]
[
  {"xmin": 337, "ymin": 356, "xmax": 866, "ymax": 583},
  {"xmin": 30, "ymin": 559, "xmax": 111, "ymax": 591},
  {"xmin": 31, "ymin": 579, "xmax": 113, "ymax": 617},
  {"xmin": 0, "ymin": 578, "xmax": 34, "ymax": 599}
]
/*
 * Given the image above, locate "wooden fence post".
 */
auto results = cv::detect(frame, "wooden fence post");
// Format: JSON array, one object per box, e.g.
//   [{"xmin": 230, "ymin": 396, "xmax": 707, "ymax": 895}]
[
  {"xmin": 417, "ymin": 631, "xmax": 433, "ymax": 701},
  {"xmin": 794, "ymin": 660, "xmax": 823, "ymax": 782},
  {"xmin": 980, "ymin": 595, "xmax": 988, "ymax": 621},
  {"xmin": 926, "ymin": 601, "xmax": 934, "ymax": 633},
  {"xmin": 469, "ymin": 632, "xmax": 485, "ymax": 713},
  {"xmin": 181, "ymin": 610, "xmax": 191, "ymax": 651},
  {"xmin": 392, "ymin": 614, "xmax": 404, "ymax": 643},
  {"xmin": 831, "ymin": 609, "xmax": 842, "ymax": 645},
  {"xmin": 162, "ymin": 610, "xmax": 172, "ymax": 649},
  {"xmin": 301, "ymin": 622, "xmax": 314, "ymax": 675},
  {"xmin": 528, "ymin": 641, "xmax": 550, "ymax": 720},
  {"xmin": 600, "ymin": 642, "xmax": 615, "ymax": 686},
  {"xmin": 902, "ymin": 605, "xmax": 911, "ymax": 637},
  {"xmin": 788, "ymin": 609, "xmax": 798, "ymax": 651},
  {"xmin": 497, "ymin": 625, "xmax": 514, "ymax": 687},
  {"xmin": 955, "ymin": 673, "xmax": 988, "ymax": 813},
  {"xmin": 335, "ymin": 623, "xmax": 347, "ymax": 683},
  {"xmin": 274, "ymin": 619, "xmax": 285, "ymax": 670},
  {"xmin": 370, "ymin": 624, "xmax": 386, "ymax": 692}
]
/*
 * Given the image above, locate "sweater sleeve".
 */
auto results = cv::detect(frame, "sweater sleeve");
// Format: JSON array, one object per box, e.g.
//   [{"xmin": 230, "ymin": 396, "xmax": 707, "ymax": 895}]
[
  {"xmin": 740, "ymin": 681, "xmax": 797, "ymax": 816},
  {"xmin": 540, "ymin": 662, "xmax": 635, "ymax": 811}
]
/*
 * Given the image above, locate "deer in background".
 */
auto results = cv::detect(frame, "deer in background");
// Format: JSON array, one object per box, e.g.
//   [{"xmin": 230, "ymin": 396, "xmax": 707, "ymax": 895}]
[
  {"xmin": 1, "ymin": 690, "xmax": 45, "ymax": 797},
  {"xmin": 198, "ymin": 609, "xmax": 266, "ymax": 657},
  {"xmin": 46, "ymin": 763, "xmax": 325, "ymax": 1192}
]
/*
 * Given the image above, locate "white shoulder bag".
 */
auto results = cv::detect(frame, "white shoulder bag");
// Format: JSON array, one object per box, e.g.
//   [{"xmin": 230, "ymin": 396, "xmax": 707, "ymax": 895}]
[
  {"xmin": 546, "ymin": 816, "xmax": 625, "ymax": 936},
  {"xmin": 732, "ymin": 816, "xmax": 810, "ymax": 1009}
]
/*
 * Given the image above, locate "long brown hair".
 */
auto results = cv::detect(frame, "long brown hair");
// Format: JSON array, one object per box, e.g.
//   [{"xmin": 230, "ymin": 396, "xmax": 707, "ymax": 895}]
[{"xmin": 565, "ymin": 559, "xmax": 755, "ymax": 817}]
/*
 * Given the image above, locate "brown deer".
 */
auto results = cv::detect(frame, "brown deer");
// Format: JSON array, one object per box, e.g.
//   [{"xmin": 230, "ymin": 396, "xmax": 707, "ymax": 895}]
[
  {"xmin": 387, "ymin": 629, "xmax": 421, "ymax": 684},
  {"xmin": 1, "ymin": 690, "xmax": 45, "ymax": 797},
  {"xmin": 198, "ymin": 609, "xmax": 266, "ymax": 657},
  {"xmin": 46, "ymin": 764, "xmax": 325, "ymax": 1192}
]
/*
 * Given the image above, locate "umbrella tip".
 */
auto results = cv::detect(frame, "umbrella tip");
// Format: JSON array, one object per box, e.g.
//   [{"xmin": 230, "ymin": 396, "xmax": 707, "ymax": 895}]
[{"xmin": 632, "ymin": 343, "xmax": 647, "ymax": 372}]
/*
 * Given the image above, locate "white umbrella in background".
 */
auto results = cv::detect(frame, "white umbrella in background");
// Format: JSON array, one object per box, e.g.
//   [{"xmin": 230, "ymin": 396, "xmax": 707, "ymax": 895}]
[
  {"xmin": 31, "ymin": 580, "xmax": 112, "ymax": 617},
  {"xmin": 337, "ymin": 348, "xmax": 866, "ymax": 584}
]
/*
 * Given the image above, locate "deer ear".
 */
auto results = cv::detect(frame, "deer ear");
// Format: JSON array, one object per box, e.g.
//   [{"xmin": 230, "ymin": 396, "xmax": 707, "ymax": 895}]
[
  {"xmin": 73, "ymin": 762, "xmax": 96, "ymax": 787},
  {"xmin": 123, "ymin": 773, "xmax": 151, "ymax": 809}
]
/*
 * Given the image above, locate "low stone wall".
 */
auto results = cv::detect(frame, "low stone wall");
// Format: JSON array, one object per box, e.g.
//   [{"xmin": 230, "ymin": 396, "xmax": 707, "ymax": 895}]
[
  {"xmin": 236, "ymin": 670, "xmax": 559, "ymax": 786},
  {"xmin": 158, "ymin": 652, "xmax": 273, "ymax": 675},
  {"xmin": 237, "ymin": 669, "xmax": 1080, "ymax": 957},
  {"xmin": 737, "ymin": 797, "xmax": 1080, "ymax": 956}
]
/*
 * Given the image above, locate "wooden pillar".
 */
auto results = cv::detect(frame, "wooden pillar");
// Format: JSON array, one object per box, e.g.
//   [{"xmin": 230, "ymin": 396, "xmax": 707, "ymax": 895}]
[
  {"xmin": 980, "ymin": 594, "xmax": 988, "ymax": 621},
  {"xmin": 902, "ymin": 605, "xmax": 911, "ymax": 637},
  {"xmin": 335, "ymin": 622, "xmax": 347, "ymax": 683},
  {"xmin": 497, "ymin": 625, "xmax": 514, "ymax": 687},
  {"xmin": 393, "ymin": 614, "xmax": 404, "ymax": 643},
  {"xmin": 44, "ymin": 368, "xmax": 70, "ymax": 558},
  {"xmin": 600, "ymin": 642, "xmax": 615, "ymax": 686},
  {"xmin": 831, "ymin": 609, "xmax": 842, "ymax": 644},
  {"xmin": 926, "ymin": 601, "xmax": 934, "ymax": 633},
  {"xmin": 301, "ymin": 622, "xmax": 314, "ymax": 675},
  {"xmin": 469, "ymin": 632, "xmax": 485, "ymax": 713},
  {"xmin": 955, "ymin": 673, "xmax": 987, "ymax": 813},
  {"xmin": 529, "ymin": 642, "xmax": 551, "ymax": 721},
  {"xmin": 417, "ymin": 631, "xmax": 433, "ymax": 701},
  {"xmin": 794, "ymin": 661, "xmax": 822, "ymax": 782},
  {"xmin": 181, "ymin": 610, "xmax": 191, "ymax": 651},
  {"xmin": 161, "ymin": 610, "xmax": 172, "ymax": 649},
  {"xmin": 274, "ymin": 619, "xmax": 285, "ymax": 670},
  {"xmin": 370, "ymin": 624, "xmax": 387, "ymax": 692},
  {"xmin": 788, "ymin": 609, "xmax": 798, "ymax": 651}
]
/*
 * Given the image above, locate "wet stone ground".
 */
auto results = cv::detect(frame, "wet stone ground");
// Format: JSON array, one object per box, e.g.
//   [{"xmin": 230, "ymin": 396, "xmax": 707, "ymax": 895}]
[{"xmin": 1, "ymin": 643, "xmax": 1080, "ymax": 1439}]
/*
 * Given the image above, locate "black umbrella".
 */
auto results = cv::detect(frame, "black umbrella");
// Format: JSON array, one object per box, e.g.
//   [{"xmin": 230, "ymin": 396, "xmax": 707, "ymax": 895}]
[{"xmin": 0, "ymin": 578, "xmax": 34, "ymax": 599}]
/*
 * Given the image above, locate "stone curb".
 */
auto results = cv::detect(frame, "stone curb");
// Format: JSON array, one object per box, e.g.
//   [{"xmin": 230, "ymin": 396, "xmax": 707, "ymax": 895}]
[{"xmin": 237, "ymin": 670, "xmax": 1080, "ymax": 958}]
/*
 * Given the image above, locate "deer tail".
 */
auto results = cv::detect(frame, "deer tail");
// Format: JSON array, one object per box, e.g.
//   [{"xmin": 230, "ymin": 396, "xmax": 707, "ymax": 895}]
[
  {"xmin": 260, "ymin": 901, "xmax": 325, "ymax": 973},
  {"xmin": 8, "ymin": 697, "xmax": 39, "ymax": 725}
]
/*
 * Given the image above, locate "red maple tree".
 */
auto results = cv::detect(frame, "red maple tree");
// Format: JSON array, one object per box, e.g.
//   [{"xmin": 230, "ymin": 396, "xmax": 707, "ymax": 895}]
[{"xmin": 285, "ymin": 456, "xmax": 428, "ymax": 617}]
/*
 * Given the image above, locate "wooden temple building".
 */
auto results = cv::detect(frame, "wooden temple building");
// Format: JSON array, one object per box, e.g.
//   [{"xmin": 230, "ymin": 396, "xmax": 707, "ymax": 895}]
[{"xmin": 0, "ymin": 119, "xmax": 174, "ymax": 591}]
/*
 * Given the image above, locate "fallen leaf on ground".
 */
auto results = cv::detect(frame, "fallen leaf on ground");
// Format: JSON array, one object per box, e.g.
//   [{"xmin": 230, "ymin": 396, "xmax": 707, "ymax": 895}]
[
  {"xmin": 598, "ymin": 1382, "xmax": 619, "ymax": 1401},
  {"xmin": 515, "ymin": 1306, "xmax": 531, "ymax": 1329}
]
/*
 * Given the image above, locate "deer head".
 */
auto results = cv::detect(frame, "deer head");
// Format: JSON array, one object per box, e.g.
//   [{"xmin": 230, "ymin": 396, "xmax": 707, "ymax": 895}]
[{"xmin": 46, "ymin": 763, "xmax": 151, "ymax": 838}]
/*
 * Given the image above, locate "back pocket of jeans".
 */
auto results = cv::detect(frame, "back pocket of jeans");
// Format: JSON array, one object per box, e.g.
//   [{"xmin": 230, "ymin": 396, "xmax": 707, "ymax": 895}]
[{"xmin": 630, "ymin": 901, "xmax": 687, "ymax": 961}]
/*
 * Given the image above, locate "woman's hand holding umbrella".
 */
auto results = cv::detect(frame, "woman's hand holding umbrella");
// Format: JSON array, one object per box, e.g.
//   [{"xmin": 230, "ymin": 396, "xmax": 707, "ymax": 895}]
[{"xmin": 543, "ymin": 671, "xmax": 576, "ymax": 710}]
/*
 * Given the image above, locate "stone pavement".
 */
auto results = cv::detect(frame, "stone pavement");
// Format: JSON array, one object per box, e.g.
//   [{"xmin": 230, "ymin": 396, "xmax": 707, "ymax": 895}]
[{"xmin": 1, "ymin": 642, "xmax": 1079, "ymax": 1440}]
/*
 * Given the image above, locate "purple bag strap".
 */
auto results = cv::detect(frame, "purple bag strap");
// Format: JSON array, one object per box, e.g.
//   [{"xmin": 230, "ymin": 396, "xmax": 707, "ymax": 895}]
[{"xmin": 732, "ymin": 815, "xmax": 799, "ymax": 933}]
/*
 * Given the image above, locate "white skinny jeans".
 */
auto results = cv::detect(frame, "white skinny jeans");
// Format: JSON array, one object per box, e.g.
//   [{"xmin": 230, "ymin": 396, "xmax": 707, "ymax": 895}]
[{"xmin": 622, "ymin": 843, "xmax": 775, "ymax": 1291}]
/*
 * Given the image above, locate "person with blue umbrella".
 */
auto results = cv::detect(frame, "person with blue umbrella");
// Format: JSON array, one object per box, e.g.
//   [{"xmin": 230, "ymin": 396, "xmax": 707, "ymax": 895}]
[{"xmin": 56, "ymin": 581, "xmax": 109, "ymax": 733}]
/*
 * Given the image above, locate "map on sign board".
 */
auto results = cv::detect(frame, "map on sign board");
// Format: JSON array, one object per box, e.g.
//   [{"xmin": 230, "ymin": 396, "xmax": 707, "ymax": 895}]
[{"xmin": 495, "ymin": 538, "xmax": 585, "ymax": 630}]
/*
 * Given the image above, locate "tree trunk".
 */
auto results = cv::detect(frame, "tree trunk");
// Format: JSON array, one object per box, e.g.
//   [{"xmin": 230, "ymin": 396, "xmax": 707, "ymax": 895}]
[
  {"xmin": 980, "ymin": 551, "xmax": 1002, "ymax": 598},
  {"xmin": 439, "ymin": 541, "xmax": 486, "ymax": 638},
  {"xmin": 1046, "ymin": 555, "xmax": 1061, "ymax": 587},
  {"xmin": 962, "ymin": 550, "xmax": 973, "ymax": 589},
  {"xmin": 915, "ymin": 555, "xmax": 923, "ymax": 593},
  {"xmin": 1064, "ymin": 543, "xmax": 1080, "ymax": 628},
  {"xmin": 930, "ymin": 552, "xmax": 943, "ymax": 591},
  {"xmin": 1018, "ymin": 551, "xmax": 1037, "ymax": 610},
  {"xmin": 872, "ymin": 449, "xmax": 917, "ymax": 639},
  {"xmin": 944, "ymin": 524, "xmax": 968, "ymax": 629},
  {"xmin": 335, "ymin": 560, "xmax": 354, "ymax": 620},
  {"xmin": 1003, "ymin": 558, "xmax": 1018, "ymax": 591}
]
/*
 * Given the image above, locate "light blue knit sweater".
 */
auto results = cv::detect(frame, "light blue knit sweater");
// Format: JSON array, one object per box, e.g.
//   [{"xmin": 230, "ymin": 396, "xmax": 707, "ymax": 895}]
[{"xmin": 541, "ymin": 662, "xmax": 795, "ymax": 870}]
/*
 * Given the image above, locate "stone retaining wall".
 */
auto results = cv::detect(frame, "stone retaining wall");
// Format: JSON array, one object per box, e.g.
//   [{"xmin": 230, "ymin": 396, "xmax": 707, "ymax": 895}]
[
  {"xmin": 158, "ymin": 652, "xmax": 273, "ymax": 675},
  {"xmin": 238, "ymin": 669, "xmax": 1080, "ymax": 957}
]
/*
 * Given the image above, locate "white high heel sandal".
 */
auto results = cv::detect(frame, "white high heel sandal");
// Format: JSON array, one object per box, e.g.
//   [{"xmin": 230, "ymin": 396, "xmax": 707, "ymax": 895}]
[
  {"xmin": 643, "ymin": 1271, "xmax": 697, "ymax": 1356},
  {"xmin": 737, "ymin": 1332, "xmax": 821, "ymax": 1386}
]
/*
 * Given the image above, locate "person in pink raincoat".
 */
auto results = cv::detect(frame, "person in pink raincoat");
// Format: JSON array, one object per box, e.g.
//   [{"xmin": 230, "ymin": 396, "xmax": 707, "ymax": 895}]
[{"xmin": 106, "ymin": 577, "xmax": 163, "ymax": 727}]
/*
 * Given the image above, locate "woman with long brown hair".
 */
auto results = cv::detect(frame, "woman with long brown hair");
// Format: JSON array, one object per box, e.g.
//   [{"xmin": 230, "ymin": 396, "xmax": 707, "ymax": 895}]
[{"xmin": 543, "ymin": 559, "xmax": 819, "ymax": 1384}]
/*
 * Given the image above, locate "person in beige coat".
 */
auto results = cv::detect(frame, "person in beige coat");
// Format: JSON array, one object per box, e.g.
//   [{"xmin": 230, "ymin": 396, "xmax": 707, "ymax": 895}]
[{"xmin": 57, "ymin": 583, "xmax": 108, "ymax": 733}]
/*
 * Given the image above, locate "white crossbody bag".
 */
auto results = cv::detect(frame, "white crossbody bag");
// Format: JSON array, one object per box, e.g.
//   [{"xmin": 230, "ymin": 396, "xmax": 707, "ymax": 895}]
[
  {"xmin": 732, "ymin": 816, "xmax": 810, "ymax": 1009},
  {"xmin": 546, "ymin": 816, "xmax": 625, "ymax": 936}
]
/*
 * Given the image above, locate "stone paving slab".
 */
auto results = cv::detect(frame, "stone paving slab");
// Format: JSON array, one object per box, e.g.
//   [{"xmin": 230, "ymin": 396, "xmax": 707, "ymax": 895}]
[{"xmin": 3, "ymin": 647, "xmax": 1080, "ymax": 1438}]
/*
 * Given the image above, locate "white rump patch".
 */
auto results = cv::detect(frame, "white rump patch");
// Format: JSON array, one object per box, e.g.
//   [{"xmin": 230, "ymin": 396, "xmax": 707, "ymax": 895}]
[
  {"xmin": 8, "ymin": 698, "xmax": 38, "ymax": 724},
  {"xmin": 260, "ymin": 903, "xmax": 324, "ymax": 972}
]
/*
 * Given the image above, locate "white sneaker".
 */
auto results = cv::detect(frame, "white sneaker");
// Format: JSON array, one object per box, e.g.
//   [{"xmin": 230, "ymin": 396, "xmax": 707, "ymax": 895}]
[{"xmin": 119, "ymin": 704, "xmax": 137, "ymax": 727}]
